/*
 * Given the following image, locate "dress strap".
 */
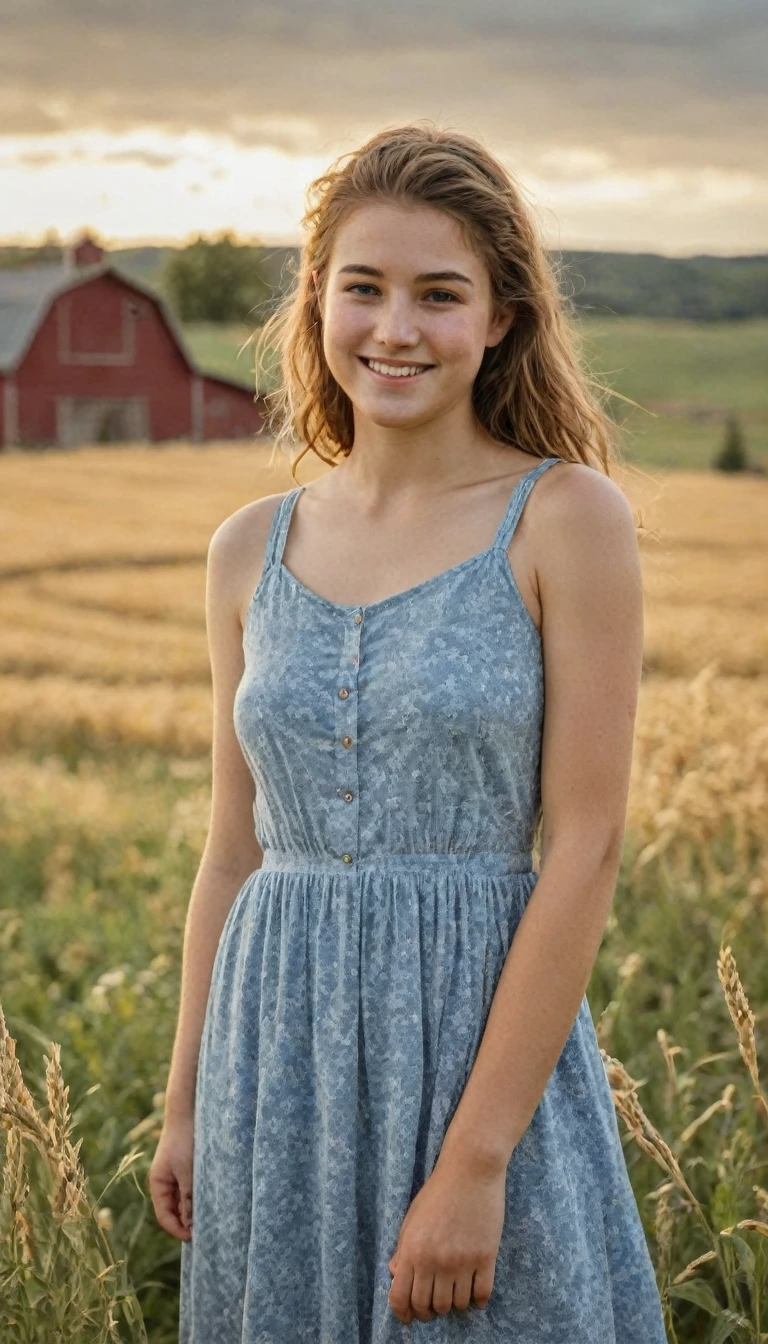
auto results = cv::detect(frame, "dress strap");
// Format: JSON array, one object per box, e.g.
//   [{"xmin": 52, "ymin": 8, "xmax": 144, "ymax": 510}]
[
  {"xmin": 492, "ymin": 457, "xmax": 563, "ymax": 552},
  {"xmin": 263, "ymin": 486, "xmax": 304, "ymax": 570}
]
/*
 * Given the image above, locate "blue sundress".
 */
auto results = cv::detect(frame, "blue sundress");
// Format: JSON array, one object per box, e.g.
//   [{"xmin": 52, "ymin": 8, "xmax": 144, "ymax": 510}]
[{"xmin": 179, "ymin": 455, "xmax": 667, "ymax": 1342}]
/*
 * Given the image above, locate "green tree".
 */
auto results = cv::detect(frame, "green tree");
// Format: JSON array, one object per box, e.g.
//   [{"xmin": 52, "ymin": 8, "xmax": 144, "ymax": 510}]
[
  {"xmin": 163, "ymin": 232, "xmax": 271, "ymax": 323},
  {"xmin": 713, "ymin": 412, "xmax": 749, "ymax": 472}
]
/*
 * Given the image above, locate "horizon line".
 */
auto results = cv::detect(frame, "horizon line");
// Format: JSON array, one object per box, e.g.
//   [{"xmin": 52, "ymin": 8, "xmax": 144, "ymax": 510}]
[{"xmin": 1, "ymin": 234, "xmax": 766, "ymax": 262}]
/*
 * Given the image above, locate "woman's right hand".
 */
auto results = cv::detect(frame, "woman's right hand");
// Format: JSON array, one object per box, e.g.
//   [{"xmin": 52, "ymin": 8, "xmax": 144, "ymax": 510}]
[{"xmin": 148, "ymin": 1116, "xmax": 195, "ymax": 1241}]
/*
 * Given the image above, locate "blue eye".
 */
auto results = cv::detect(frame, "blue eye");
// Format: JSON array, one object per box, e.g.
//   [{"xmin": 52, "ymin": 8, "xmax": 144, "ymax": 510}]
[{"xmin": 345, "ymin": 284, "xmax": 458, "ymax": 303}]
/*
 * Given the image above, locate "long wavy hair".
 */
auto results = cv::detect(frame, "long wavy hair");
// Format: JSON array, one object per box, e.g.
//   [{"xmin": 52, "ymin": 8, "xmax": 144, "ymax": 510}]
[{"xmin": 254, "ymin": 122, "xmax": 635, "ymax": 484}]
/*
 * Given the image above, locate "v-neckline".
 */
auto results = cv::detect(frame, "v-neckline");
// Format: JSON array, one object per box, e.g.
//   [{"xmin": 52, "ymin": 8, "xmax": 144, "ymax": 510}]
[
  {"xmin": 275, "ymin": 458, "xmax": 557, "ymax": 616},
  {"xmin": 279, "ymin": 532, "xmax": 495, "ymax": 616}
]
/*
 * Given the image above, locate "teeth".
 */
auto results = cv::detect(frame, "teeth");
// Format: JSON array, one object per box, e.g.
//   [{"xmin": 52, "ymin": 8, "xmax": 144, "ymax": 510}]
[{"xmin": 366, "ymin": 359, "xmax": 427, "ymax": 378}]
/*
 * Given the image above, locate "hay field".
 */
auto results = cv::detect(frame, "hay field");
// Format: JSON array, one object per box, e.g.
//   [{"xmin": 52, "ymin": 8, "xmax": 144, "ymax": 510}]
[
  {"xmin": 1, "ymin": 442, "xmax": 767, "ymax": 1341},
  {"xmin": 1, "ymin": 442, "xmax": 766, "ymax": 763}
]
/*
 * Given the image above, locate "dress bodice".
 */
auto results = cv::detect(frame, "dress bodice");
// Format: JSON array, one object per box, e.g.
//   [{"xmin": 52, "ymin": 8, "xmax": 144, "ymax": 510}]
[{"xmin": 233, "ymin": 457, "xmax": 563, "ymax": 873}]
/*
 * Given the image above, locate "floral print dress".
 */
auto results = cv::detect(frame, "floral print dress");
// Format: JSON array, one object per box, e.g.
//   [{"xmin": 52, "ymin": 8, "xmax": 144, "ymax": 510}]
[{"xmin": 179, "ymin": 455, "xmax": 668, "ymax": 1343}]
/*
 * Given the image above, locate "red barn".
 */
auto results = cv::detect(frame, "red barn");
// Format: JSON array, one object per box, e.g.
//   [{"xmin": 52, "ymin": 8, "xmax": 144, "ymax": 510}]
[{"xmin": 0, "ymin": 235, "xmax": 267, "ymax": 449}]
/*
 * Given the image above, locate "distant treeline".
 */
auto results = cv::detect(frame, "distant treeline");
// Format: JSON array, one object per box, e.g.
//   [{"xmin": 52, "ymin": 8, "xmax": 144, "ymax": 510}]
[
  {"xmin": 3, "ymin": 239, "xmax": 767, "ymax": 322},
  {"xmin": 553, "ymin": 250, "xmax": 768, "ymax": 322}
]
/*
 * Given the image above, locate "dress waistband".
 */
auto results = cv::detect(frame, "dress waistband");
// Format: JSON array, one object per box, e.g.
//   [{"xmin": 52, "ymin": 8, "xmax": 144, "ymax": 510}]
[{"xmin": 258, "ymin": 849, "xmax": 535, "ymax": 876}]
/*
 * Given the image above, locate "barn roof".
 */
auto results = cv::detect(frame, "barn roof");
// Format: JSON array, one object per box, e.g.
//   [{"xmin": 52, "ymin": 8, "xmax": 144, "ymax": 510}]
[
  {"xmin": 0, "ymin": 263, "xmax": 78, "ymax": 372},
  {"xmin": 0, "ymin": 261, "xmax": 257, "ymax": 393}
]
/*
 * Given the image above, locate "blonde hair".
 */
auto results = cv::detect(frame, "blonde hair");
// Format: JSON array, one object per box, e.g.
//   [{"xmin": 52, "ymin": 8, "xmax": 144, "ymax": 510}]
[{"xmin": 255, "ymin": 122, "xmax": 628, "ymax": 483}]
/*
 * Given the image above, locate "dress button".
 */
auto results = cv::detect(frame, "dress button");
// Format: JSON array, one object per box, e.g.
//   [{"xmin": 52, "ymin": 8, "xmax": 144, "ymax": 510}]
[
  {"xmin": 338, "ymin": 687, "xmax": 350, "ymax": 699},
  {"xmin": 341, "ymin": 852, "xmax": 353, "ymax": 863},
  {"xmin": 342, "ymin": 736, "xmax": 353, "ymax": 748},
  {"xmin": 343, "ymin": 790, "xmax": 353, "ymax": 802},
  {"xmin": 354, "ymin": 612, "xmax": 363, "ymax": 624}
]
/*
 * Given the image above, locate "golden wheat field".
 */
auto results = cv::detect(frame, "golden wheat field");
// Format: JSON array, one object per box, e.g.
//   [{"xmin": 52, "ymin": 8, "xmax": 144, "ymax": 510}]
[
  {"xmin": 1, "ymin": 441, "xmax": 767, "ymax": 1343},
  {"xmin": 1, "ymin": 442, "xmax": 767, "ymax": 819}
]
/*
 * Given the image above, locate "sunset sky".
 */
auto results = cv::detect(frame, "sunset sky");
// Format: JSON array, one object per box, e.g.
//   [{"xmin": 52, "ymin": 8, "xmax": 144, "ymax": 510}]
[{"xmin": 2, "ymin": 0, "xmax": 766, "ymax": 256}]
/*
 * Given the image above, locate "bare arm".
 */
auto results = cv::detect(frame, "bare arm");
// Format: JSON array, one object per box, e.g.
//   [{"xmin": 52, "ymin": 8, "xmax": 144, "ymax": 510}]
[
  {"xmin": 435, "ymin": 463, "xmax": 644, "ymax": 1173},
  {"xmin": 162, "ymin": 495, "xmax": 283, "ymax": 1125}
]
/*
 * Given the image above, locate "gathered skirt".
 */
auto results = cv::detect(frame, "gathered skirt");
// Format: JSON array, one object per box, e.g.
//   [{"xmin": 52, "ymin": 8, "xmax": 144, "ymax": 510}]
[{"xmin": 178, "ymin": 860, "xmax": 667, "ymax": 1342}]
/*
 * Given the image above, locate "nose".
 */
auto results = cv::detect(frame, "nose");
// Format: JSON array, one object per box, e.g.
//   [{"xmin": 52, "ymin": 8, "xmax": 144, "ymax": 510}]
[{"xmin": 371, "ymin": 296, "xmax": 420, "ymax": 351}]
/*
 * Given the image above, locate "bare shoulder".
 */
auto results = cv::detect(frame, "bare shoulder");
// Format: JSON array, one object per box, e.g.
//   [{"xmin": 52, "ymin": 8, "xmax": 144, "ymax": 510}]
[
  {"xmin": 540, "ymin": 459, "xmax": 634, "ymax": 523},
  {"xmin": 207, "ymin": 490, "xmax": 294, "ymax": 628},
  {"xmin": 532, "ymin": 461, "xmax": 642, "ymax": 622},
  {"xmin": 209, "ymin": 490, "xmax": 290, "ymax": 561},
  {"xmin": 534, "ymin": 460, "xmax": 638, "ymax": 562}
]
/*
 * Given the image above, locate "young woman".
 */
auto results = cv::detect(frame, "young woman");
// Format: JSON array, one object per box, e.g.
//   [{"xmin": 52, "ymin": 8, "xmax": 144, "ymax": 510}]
[{"xmin": 150, "ymin": 123, "xmax": 668, "ymax": 1342}]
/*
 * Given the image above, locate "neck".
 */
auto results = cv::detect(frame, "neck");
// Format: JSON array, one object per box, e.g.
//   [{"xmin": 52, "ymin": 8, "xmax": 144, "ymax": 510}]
[{"xmin": 335, "ymin": 406, "xmax": 508, "ymax": 498}]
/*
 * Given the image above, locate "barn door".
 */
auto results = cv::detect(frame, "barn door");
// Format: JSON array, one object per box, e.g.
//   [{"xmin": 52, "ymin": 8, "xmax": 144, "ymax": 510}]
[{"xmin": 56, "ymin": 397, "xmax": 150, "ymax": 446}]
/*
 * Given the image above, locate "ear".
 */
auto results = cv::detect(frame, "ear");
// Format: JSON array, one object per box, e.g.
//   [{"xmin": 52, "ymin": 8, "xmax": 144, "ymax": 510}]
[
  {"xmin": 486, "ymin": 301, "xmax": 516, "ymax": 350},
  {"xmin": 311, "ymin": 269, "xmax": 321, "ymax": 293}
]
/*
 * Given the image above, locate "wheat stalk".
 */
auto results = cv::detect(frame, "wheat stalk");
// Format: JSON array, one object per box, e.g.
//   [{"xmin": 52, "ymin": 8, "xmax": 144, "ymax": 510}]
[
  {"xmin": 45, "ymin": 1041, "xmax": 89, "ymax": 1224},
  {"xmin": 673, "ymin": 1250, "xmax": 718, "ymax": 1284},
  {"xmin": 601, "ymin": 1049, "xmax": 712, "ymax": 1242},
  {"xmin": 0, "ymin": 1004, "xmax": 40, "ymax": 1116},
  {"xmin": 717, "ymin": 945, "xmax": 768, "ymax": 1126},
  {"xmin": 0, "ymin": 1001, "xmax": 146, "ymax": 1341},
  {"xmin": 679, "ymin": 1084, "xmax": 736, "ymax": 1145}
]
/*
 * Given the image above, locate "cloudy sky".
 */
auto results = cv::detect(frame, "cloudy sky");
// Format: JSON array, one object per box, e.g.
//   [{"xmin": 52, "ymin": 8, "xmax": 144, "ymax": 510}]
[{"xmin": 2, "ymin": 0, "xmax": 766, "ymax": 255}]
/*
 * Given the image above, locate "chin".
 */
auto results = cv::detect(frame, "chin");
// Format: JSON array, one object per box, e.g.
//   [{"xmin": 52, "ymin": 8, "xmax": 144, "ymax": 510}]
[{"xmin": 361, "ymin": 402, "xmax": 436, "ymax": 430}]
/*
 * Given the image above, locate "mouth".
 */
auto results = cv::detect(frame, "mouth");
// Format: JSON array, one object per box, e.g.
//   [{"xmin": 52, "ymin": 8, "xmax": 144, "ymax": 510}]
[{"xmin": 358, "ymin": 356, "xmax": 435, "ymax": 383}]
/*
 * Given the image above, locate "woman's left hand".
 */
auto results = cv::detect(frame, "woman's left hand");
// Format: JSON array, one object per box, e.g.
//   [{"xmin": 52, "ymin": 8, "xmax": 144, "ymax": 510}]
[{"xmin": 387, "ymin": 1153, "xmax": 507, "ymax": 1324}]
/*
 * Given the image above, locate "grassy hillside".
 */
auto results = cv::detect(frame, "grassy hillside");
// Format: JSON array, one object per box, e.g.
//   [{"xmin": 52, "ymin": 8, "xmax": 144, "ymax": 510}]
[
  {"xmin": 581, "ymin": 317, "xmax": 768, "ymax": 469},
  {"xmin": 5, "ymin": 242, "xmax": 767, "ymax": 319},
  {"xmin": 109, "ymin": 245, "xmax": 768, "ymax": 321},
  {"xmin": 181, "ymin": 316, "xmax": 768, "ymax": 471}
]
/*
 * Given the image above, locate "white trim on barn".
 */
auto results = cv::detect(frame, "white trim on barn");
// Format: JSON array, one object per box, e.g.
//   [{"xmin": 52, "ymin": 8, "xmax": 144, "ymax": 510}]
[
  {"xmin": 56, "ymin": 295, "xmax": 138, "ymax": 366},
  {"xmin": 3, "ymin": 379, "xmax": 19, "ymax": 446},
  {"xmin": 190, "ymin": 375, "xmax": 204, "ymax": 442}
]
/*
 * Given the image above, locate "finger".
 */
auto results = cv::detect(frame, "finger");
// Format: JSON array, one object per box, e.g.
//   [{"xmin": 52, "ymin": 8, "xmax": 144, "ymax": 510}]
[
  {"xmin": 387, "ymin": 1217, "xmax": 408, "ymax": 1275},
  {"xmin": 388, "ymin": 1258, "xmax": 415, "ymax": 1325},
  {"xmin": 431, "ymin": 1270, "xmax": 456, "ymax": 1316},
  {"xmin": 453, "ymin": 1270, "xmax": 475, "ymax": 1312},
  {"xmin": 149, "ymin": 1176, "xmax": 192, "ymax": 1242},
  {"xmin": 154, "ymin": 1195, "xmax": 192, "ymax": 1241},
  {"xmin": 472, "ymin": 1263, "xmax": 495, "ymax": 1310},
  {"xmin": 410, "ymin": 1269, "xmax": 437, "ymax": 1323},
  {"xmin": 179, "ymin": 1188, "xmax": 194, "ymax": 1230}
]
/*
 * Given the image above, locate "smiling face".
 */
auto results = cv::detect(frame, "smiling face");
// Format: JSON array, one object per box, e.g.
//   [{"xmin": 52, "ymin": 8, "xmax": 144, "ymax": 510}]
[{"xmin": 316, "ymin": 200, "xmax": 514, "ymax": 434}]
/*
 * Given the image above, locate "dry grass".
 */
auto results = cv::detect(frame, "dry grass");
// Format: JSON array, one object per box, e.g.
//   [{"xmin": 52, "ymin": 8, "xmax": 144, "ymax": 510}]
[
  {"xmin": 603, "ymin": 942, "xmax": 768, "ymax": 1337},
  {"xmin": 0, "ymin": 444, "xmax": 765, "ymax": 718},
  {"xmin": 717, "ymin": 947, "xmax": 768, "ymax": 1125},
  {"xmin": 0, "ymin": 440, "xmax": 303, "ymax": 577},
  {"xmin": 626, "ymin": 667, "xmax": 768, "ymax": 898},
  {"xmin": 0, "ymin": 1004, "xmax": 147, "ymax": 1341}
]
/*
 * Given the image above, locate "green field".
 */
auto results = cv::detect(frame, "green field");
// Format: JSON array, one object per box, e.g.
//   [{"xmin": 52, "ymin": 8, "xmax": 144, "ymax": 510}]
[
  {"xmin": 184, "ymin": 320, "xmax": 261, "ymax": 386},
  {"xmin": 183, "ymin": 316, "xmax": 768, "ymax": 472},
  {"xmin": 578, "ymin": 318, "xmax": 768, "ymax": 470}
]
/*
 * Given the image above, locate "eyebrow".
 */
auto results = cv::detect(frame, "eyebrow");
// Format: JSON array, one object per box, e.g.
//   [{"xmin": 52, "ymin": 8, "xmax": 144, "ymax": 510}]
[{"xmin": 337, "ymin": 264, "xmax": 475, "ymax": 287}]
